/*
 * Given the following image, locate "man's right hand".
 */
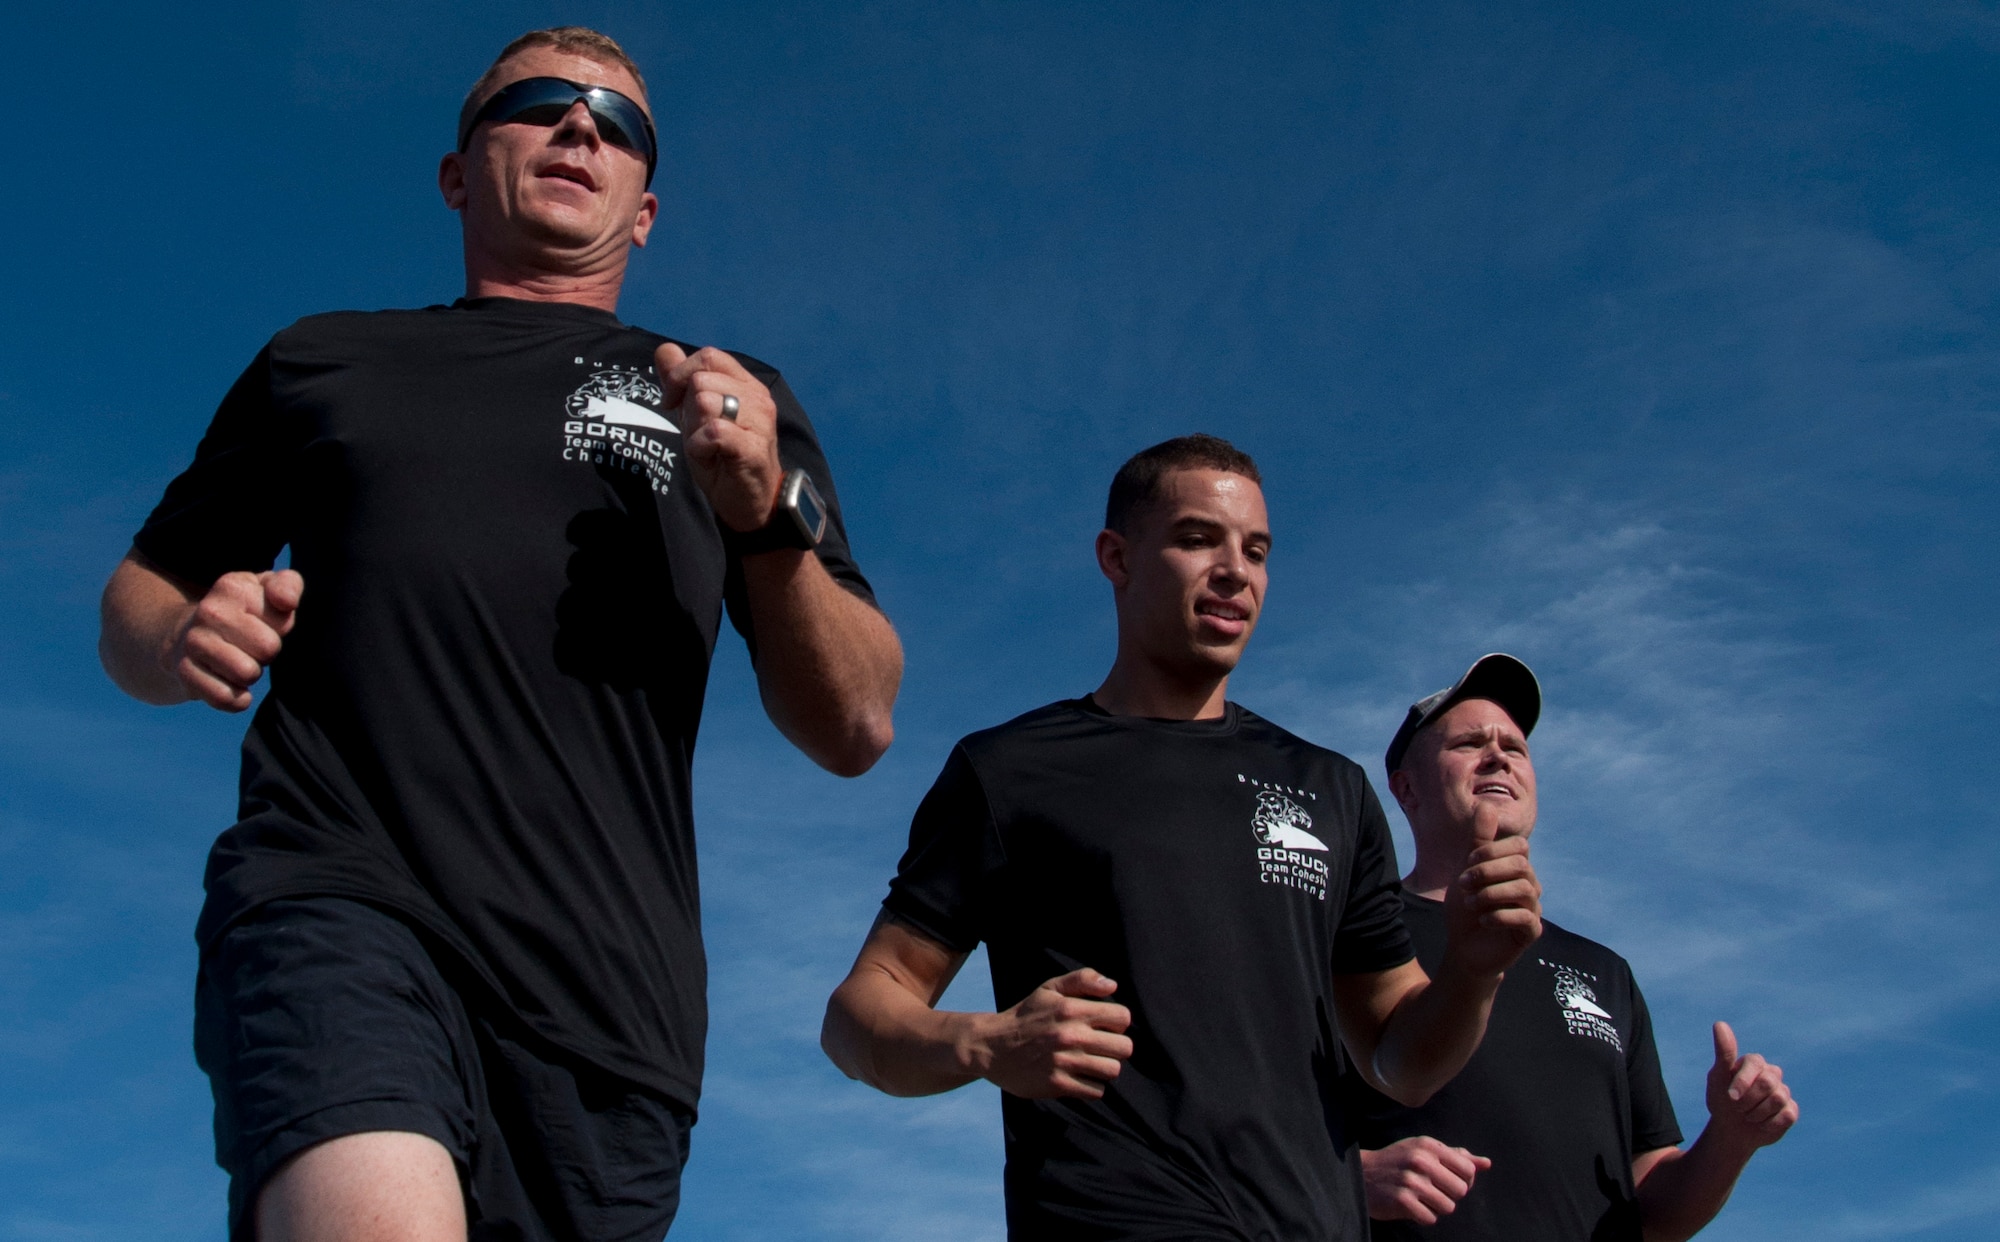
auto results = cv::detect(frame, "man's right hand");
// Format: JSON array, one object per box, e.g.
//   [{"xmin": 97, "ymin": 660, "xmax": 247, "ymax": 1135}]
[
  {"xmin": 1442, "ymin": 801, "xmax": 1542, "ymax": 978},
  {"xmin": 973, "ymin": 968, "xmax": 1134, "ymax": 1099},
  {"xmin": 170, "ymin": 569, "xmax": 304, "ymax": 711},
  {"xmin": 1362, "ymin": 1137, "xmax": 1491, "ymax": 1224},
  {"xmin": 655, "ymin": 342, "xmax": 786, "ymax": 534}
]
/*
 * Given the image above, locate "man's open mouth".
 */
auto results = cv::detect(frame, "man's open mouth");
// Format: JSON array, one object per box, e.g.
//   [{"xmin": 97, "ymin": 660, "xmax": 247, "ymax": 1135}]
[{"xmin": 539, "ymin": 164, "xmax": 598, "ymax": 190}]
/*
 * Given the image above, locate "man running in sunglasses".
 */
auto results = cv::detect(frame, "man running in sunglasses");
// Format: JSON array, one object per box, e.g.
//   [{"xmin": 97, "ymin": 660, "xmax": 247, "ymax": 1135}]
[{"xmin": 97, "ymin": 26, "xmax": 902, "ymax": 1241}]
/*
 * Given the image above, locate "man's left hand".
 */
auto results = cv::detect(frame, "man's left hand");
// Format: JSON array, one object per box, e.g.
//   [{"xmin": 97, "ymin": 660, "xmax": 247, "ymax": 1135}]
[
  {"xmin": 1443, "ymin": 802, "xmax": 1542, "ymax": 977},
  {"xmin": 1362, "ymin": 1137, "xmax": 1491, "ymax": 1224},
  {"xmin": 656, "ymin": 343, "xmax": 785, "ymax": 533},
  {"xmin": 1704, "ymin": 1021, "xmax": 1798, "ymax": 1150}
]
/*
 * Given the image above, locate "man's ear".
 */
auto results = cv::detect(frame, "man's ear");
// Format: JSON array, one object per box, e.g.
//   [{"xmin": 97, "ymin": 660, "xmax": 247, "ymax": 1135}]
[
  {"xmin": 1387, "ymin": 767, "xmax": 1419, "ymax": 819},
  {"xmin": 439, "ymin": 152, "xmax": 468, "ymax": 211},
  {"xmin": 1095, "ymin": 528, "xmax": 1129, "ymax": 589},
  {"xmin": 629, "ymin": 190, "xmax": 659, "ymax": 248}
]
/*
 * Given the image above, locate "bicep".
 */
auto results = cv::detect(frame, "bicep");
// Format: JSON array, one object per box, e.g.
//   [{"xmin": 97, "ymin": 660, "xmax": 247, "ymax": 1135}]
[
  {"xmin": 1631, "ymin": 1145, "xmax": 1682, "ymax": 1188},
  {"xmin": 844, "ymin": 910, "xmax": 971, "ymax": 1008},
  {"xmin": 1332, "ymin": 959, "xmax": 1430, "ymax": 1086}
]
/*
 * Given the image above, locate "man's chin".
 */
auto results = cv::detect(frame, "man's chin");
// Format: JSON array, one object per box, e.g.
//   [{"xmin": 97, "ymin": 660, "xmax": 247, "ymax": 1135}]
[
  {"xmin": 501, "ymin": 194, "xmax": 624, "ymax": 248},
  {"xmin": 1183, "ymin": 641, "xmax": 1246, "ymax": 679},
  {"xmin": 1466, "ymin": 806, "xmax": 1534, "ymax": 842},
  {"xmin": 515, "ymin": 213, "xmax": 606, "ymax": 251}
]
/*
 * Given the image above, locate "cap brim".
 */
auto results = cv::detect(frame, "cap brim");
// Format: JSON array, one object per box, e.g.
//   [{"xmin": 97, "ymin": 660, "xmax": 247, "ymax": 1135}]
[{"xmin": 1384, "ymin": 653, "xmax": 1541, "ymax": 776}]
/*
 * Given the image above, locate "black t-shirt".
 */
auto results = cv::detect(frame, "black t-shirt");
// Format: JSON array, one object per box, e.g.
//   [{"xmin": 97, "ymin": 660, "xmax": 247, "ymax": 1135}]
[
  {"xmin": 135, "ymin": 298, "xmax": 873, "ymax": 1109},
  {"xmin": 1339, "ymin": 892, "xmax": 1683, "ymax": 1242},
  {"xmin": 884, "ymin": 699, "xmax": 1414, "ymax": 1241}
]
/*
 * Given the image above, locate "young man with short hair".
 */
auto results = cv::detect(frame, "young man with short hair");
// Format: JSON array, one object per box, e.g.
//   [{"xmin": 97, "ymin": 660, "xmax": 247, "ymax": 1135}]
[
  {"xmin": 822, "ymin": 435, "xmax": 1541, "ymax": 1239},
  {"xmin": 99, "ymin": 26, "xmax": 902, "ymax": 1240}
]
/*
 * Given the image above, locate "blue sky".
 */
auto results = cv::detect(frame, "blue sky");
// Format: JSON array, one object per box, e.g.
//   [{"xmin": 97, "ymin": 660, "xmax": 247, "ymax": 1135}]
[{"xmin": 2, "ymin": 1, "xmax": 1995, "ymax": 1238}]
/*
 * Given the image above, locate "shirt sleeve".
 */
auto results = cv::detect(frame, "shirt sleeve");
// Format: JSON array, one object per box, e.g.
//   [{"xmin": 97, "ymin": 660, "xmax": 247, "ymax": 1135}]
[
  {"xmin": 720, "ymin": 362, "xmax": 878, "ymax": 650},
  {"xmin": 131, "ymin": 344, "xmax": 295, "ymax": 588},
  {"xmin": 1625, "ymin": 976, "xmax": 1685, "ymax": 1152},
  {"xmin": 881, "ymin": 745, "xmax": 1005, "ymax": 954},
  {"xmin": 1330, "ymin": 776, "xmax": 1416, "ymax": 975}
]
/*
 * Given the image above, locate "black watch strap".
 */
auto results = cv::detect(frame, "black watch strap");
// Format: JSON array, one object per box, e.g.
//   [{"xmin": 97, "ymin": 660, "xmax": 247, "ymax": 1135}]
[{"xmin": 723, "ymin": 467, "xmax": 828, "ymax": 556}]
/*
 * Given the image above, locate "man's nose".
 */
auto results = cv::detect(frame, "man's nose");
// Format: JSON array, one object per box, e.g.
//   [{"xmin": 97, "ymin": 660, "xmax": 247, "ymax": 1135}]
[
  {"xmin": 1212, "ymin": 541, "xmax": 1250, "ymax": 585},
  {"xmin": 552, "ymin": 99, "xmax": 603, "ymax": 147}
]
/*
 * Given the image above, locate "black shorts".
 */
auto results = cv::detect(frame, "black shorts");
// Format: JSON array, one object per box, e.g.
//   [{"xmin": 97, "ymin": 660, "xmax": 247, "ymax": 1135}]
[{"xmin": 194, "ymin": 896, "xmax": 694, "ymax": 1241}]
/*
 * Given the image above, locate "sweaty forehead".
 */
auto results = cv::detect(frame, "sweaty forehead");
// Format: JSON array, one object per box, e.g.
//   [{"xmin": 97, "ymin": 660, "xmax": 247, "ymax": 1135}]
[{"xmin": 1152, "ymin": 468, "xmax": 1268, "ymax": 524}]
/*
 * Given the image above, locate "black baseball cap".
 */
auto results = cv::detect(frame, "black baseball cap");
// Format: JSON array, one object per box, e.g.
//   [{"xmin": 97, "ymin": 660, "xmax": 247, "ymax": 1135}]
[{"xmin": 1384, "ymin": 653, "xmax": 1542, "ymax": 778}]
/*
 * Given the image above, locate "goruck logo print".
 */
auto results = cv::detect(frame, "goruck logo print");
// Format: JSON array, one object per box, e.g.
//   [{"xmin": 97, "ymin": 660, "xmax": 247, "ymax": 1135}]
[
  {"xmin": 1252, "ymin": 790, "xmax": 1329, "ymax": 851},
  {"xmin": 560, "ymin": 360, "xmax": 680, "ymax": 495},
  {"xmin": 1242, "ymin": 781, "xmax": 1329, "ymax": 900},
  {"xmin": 1544, "ymin": 958, "xmax": 1624, "ymax": 1051}
]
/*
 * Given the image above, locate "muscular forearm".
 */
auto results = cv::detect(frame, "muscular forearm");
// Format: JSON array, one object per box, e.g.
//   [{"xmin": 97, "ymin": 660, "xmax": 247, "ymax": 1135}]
[
  {"xmin": 1368, "ymin": 960, "xmax": 1504, "ymax": 1107},
  {"xmin": 821, "ymin": 971, "xmax": 986, "ymax": 1098},
  {"xmin": 1635, "ymin": 1130, "xmax": 1758, "ymax": 1242},
  {"xmin": 740, "ymin": 549, "xmax": 902, "ymax": 776},
  {"xmin": 99, "ymin": 552, "xmax": 200, "ymax": 705}
]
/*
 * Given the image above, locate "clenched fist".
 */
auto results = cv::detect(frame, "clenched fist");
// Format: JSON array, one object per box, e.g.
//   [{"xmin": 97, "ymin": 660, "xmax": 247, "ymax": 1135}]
[
  {"xmin": 1443, "ymin": 801, "xmax": 1542, "ymax": 978},
  {"xmin": 1362, "ymin": 1136, "xmax": 1491, "ymax": 1224},
  {"xmin": 171, "ymin": 569, "xmax": 303, "ymax": 712},
  {"xmin": 655, "ymin": 342, "xmax": 785, "ymax": 534},
  {"xmin": 971, "ymin": 968, "xmax": 1135, "ymax": 1100}
]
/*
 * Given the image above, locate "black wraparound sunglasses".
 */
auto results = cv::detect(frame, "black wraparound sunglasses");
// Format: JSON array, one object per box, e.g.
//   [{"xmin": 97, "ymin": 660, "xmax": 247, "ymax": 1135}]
[{"xmin": 457, "ymin": 76, "xmax": 658, "ymax": 186}]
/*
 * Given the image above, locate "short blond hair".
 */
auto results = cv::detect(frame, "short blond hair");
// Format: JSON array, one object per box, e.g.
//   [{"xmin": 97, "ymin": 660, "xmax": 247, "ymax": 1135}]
[{"xmin": 463, "ymin": 26, "xmax": 649, "ymax": 116}]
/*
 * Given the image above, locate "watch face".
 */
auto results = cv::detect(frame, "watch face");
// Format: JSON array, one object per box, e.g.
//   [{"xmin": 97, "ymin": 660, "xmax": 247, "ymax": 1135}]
[{"xmin": 795, "ymin": 473, "xmax": 829, "ymax": 544}]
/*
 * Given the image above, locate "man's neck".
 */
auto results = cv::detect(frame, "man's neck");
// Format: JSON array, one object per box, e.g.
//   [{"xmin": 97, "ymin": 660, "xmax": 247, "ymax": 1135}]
[
  {"xmin": 1403, "ymin": 832, "xmax": 1474, "ymax": 901},
  {"xmin": 1400, "ymin": 866, "xmax": 1453, "ymax": 902},
  {"xmin": 462, "ymin": 235, "xmax": 629, "ymax": 314},
  {"xmin": 1091, "ymin": 654, "xmax": 1230, "ymax": 721},
  {"xmin": 465, "ymin": 267, "xmax": 626, "ymax": 313}
]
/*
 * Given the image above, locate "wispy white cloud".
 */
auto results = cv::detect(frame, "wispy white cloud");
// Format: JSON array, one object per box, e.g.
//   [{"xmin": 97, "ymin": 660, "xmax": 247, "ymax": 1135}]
[
  {"xmin": 1823, "ymin": 1158, "xmax": 2000, "ymax": 1239},
  {"xmin": 1254, "ymin": 483, "xmax": 2000, "ymax": 1048}
]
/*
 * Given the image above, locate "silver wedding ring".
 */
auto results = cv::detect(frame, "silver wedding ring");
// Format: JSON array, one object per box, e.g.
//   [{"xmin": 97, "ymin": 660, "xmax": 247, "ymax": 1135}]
[{"xmin": 719, "ymin": 394, "xmax": 740, "ymax": 422}]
